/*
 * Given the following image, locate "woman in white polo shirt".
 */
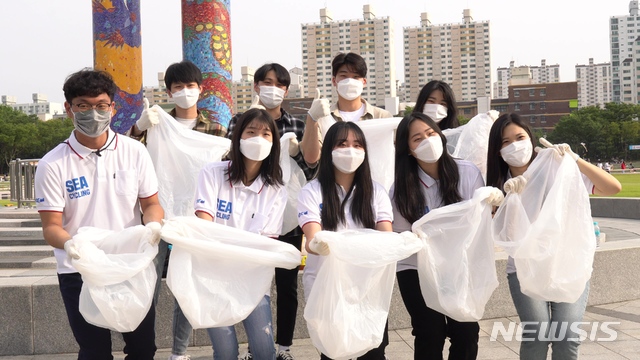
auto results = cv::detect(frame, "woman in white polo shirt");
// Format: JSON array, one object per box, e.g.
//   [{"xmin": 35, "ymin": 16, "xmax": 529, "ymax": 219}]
[
  {"xmin": 297, "ymin": 121, "xmax": 393, "ymax": 360},
  {"xmin": 193, "ymin": 108, "xmax": 287, "ymax": 360},
  {"xmin": 391, "ymin": 112, "xmax": 487, "ymax": 360}
]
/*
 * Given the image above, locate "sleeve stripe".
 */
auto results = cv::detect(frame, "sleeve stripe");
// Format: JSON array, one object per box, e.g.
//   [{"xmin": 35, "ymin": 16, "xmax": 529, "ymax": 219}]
[
  {"xmin": 139, "ymin": 191, "xmax": 158, "ymax": 200},
  {"xmin": 195, "ymin": 210, "xmax": 214, "ymax": 218},
  {"xmin": 301, "ymin": 221, "xmax": 321, "ymax": 230}
]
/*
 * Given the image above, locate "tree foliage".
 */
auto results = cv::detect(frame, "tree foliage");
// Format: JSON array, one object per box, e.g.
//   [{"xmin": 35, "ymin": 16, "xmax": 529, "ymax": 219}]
[
  {"xmin": 546, "ymin": 103, "xmax": 640, "ymax": 162},
  {"xmin": 0, "ymin": 105, "xmax": 74, "ymax": 174}
]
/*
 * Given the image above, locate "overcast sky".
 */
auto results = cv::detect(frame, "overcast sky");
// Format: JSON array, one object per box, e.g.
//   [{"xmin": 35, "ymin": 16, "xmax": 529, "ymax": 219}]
[{"xmin": 0, "ymin": 0, "xmax": 623, "ymax": 103}]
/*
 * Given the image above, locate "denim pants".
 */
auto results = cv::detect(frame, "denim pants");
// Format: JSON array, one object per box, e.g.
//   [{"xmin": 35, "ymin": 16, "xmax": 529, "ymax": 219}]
[
  {"xmin": 58, "ymin": 273, "xmax": 157, "ymax": 360},
  {"xmin": 508, "ymin": 272, "xmax": 590, "ymax": 360},
  {"xmin": 172, "ymin": 300, "xmax": 193, "ymax": 355},
  {"xmin": 397, "ymin": 269, "xmax": 479, "ymax": 360},
  {"xmin": 274, "ymin": 231, "xmax": 303, "ymax": 347},
  {"xmin": 207, "ymin": 295, "xmax": 276, "ymax": 360},
  {"xmin": 152, "ymin": 239, "xmax": 169, "ymax": 307}
]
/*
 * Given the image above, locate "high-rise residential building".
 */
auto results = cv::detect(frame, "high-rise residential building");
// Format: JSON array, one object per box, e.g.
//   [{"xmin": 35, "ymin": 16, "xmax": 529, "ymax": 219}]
[
  {"xmin": 610, "ymin": 0, "xmax": 640, "ymax": 103},
  {"xmin": 403, "ymin": 9, "xmax": 491, "ymax": 103},
  {"xmin": 287, "ymin": 67, "xmax": 305, "ymax": 98},
  {"xmin": 143, "ymin": 72, "xmax": 172, "ymax": 106},
  {"xmin": 1, "ymin": 94, "xmax": 64, "ymax": 121},
  {"xmin": 576, "ymin": 58, "xmax": 612, "ymax": 108},
  {"xmin": 301, "ymin": 5, "xmax": 396, "ymax": 107},
  {"xmin": 493, "ymin": 60, "xmax": 560, "ymax": 99},
  {"xmin": 232, "ymin": 66, "xmax": 255, "ymax": 114}
]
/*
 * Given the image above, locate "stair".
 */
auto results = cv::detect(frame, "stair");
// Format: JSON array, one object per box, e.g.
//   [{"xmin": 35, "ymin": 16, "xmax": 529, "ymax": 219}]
[{"xmin": 0, "ymin": 210, "xmax": 55, "ymax": 272}]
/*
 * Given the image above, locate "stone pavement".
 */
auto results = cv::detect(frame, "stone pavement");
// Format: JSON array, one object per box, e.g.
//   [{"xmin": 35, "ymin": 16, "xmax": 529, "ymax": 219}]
[{"xmin": 1, "ymin": 298, "xmax": 639, "ymax": 359}]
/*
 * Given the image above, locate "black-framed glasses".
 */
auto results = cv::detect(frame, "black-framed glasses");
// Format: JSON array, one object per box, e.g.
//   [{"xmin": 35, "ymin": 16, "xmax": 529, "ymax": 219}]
[{"xmin": 72, "ymin": 103, "xmax": 112, "ymax": 112}]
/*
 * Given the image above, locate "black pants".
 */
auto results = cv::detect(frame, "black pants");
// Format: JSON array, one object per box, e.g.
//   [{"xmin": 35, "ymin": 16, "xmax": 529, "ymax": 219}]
[
  {"xmin": 397, "ymin": 270, "xmax": 479, "ymax": 360},
  {"xmin": 320, "ymin": 321, "xmax": 389, "ymax": 360},
  {"xmin": 275, "ymin": 230, "xmax": 303, "ymax": 347},
  {"xmin": 58, "ymin": 273, "xmax": 157, "ymax": 360}
]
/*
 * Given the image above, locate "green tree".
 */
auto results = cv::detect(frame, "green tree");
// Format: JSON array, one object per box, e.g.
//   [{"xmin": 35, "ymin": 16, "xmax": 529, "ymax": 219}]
[{"xmin": 403, "ymin": 106, "xmax": 414, "ymax": 116}]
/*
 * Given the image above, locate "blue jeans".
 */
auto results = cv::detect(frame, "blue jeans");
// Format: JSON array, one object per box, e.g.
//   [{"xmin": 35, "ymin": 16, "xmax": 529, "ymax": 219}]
[
  {"xmin": 508, "ymin": 273, "xmax": 590, "ymax": 360},
  {"xmin": 172, "ymin": 299, "xmax": 193, "ymax": 355},
  {"xmin": 207, "ymin": 295, "xmax": 276, "ymax": 360}
]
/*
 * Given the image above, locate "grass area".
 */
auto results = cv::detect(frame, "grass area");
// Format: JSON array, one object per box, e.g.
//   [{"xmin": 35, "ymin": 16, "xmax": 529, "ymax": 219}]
[
  {"xmin": 609, "ymin": 173, "xmax": 640, "ymax": 197},
  {"xmin": 0, "ymin": 199, "xmax": 15, "ymax": 207}
]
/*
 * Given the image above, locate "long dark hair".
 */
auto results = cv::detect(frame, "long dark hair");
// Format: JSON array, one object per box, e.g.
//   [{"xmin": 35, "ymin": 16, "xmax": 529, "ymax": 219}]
[
  {"xmin": 413, "ymin": 80, "xmax": 459, "ymax": 130},
  {"xmin": 393, "ymin": 113, "xmax": 462, "ymax": 223},
  {"xmin": 318, "ymin": 122, "xmax": 375, "ymax": 231},
  {"xmin": 227, "ymin": 108, "xmax": 283, "ymax": 186},
  {"xmin": 486, "ymin": 113, "xmax": 537, "ymax": 191}
]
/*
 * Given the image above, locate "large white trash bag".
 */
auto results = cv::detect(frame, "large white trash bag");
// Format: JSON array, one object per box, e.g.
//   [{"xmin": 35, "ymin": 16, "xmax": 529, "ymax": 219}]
[
  {"xmin": 357, "ymin": 118, "xmax": 402, "ymax": 191},
  {"xmin": 161, "ymin": 216, "xmax": 301, "ymax": 328},
  {"xmin": 146, "ymin": 105, "xmax": 231, "ymax": 218},
  {"xmin": 279, "ymin": 132, "xmax": 308, "ymax": 235},
  {"xmin": 492, "ymin": 149, "xmax": 595, "ymax": 303},
  {"xmin": 304, "ymin": 229, "xmax": 422, "ymax": 359},
  {"xmin": 449, "ymin": 111, "xmax": 498, "ymax": 180},
  {"xmin": 412, "ymin": 187, "xmax": 499, "ymax": 322},
  {"xmin": 72, "ymin": 226, "xmax": 159, "ymax": 332}
]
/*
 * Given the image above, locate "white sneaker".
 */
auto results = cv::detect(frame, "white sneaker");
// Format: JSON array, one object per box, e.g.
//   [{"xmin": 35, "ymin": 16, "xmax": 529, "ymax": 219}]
[{"xmin": 168, "ymin": 354, "xmax": 191, "ymax": 360}]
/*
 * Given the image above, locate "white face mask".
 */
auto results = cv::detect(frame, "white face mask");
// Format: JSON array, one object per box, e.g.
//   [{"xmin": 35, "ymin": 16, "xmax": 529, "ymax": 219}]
[
  {"xmin": 332, "ymin": 147, "xmax": 365, "ymax": 174},
  {"xmin": 500, "ymin": 139, "xmax": 533, "ymax": 167},
  {"xmin": 258, "ymin": 86, "xmax": 285, "ymax": 109},
  {"xmin": 172, "ymin": 87, "xmax": 200, "ymax": 109},
  {"xmin": 240, "ymin": 136, "xmax": 272, "ymax": 161},
  {"xmin": 422, "ymin": 104, "xmax": 448, "ymax": 123},
  {"xmin": 336, "ymin": 78, "xmax": 364, "ymax": 101},
  {"xmin": 412, "ymin": 135, "xmax": 444, "ymax": 163}
]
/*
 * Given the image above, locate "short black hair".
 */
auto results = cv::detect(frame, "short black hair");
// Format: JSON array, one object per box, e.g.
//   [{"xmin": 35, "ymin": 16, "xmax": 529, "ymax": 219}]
[
  {"xmin": 254, "ymin": 63, "xmax": 291, "ymax": 89},
  {"xmin": 331, "ymin": 52, "xmax": 367, "ymax": 78},
  {"xmin": 63, "ymin": 69, "xmax": 117, "ymax": 103},
  {"xmin": 164, "ymin": 60, "xmax": 202, "ymax": 90}
]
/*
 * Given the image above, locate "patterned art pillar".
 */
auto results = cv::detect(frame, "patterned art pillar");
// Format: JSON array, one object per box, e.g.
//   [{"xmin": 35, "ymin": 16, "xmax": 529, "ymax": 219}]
[
  {"xmin": 182, "ymin": 0, "xmax": 232, "ymax": 130},
  {"xmin": 93, "ymin": 0, "xmax": 143, "ymax": 134}
]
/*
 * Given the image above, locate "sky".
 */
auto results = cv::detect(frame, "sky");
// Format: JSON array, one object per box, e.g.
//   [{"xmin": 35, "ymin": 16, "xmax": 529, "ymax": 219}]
[{"xmin": 0, "ymin": 0, "xmax": 625, "ymax": 104}]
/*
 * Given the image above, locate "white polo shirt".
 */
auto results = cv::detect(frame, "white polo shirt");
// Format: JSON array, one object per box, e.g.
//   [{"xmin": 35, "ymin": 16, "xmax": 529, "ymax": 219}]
[
  {"xmin": 297, "ymin": 179, "xmax": 393, "ymax": 298},
  {"xmin": 391, "ymin": 159, "xmax": 485, "ymax": 272},
  {"xmin": 194, "ymin": 161, "xmax": 287, "ymax": 237},
  {"xmin": 35, "ymin": 130, "xmax": 159, "ymax": 274}
]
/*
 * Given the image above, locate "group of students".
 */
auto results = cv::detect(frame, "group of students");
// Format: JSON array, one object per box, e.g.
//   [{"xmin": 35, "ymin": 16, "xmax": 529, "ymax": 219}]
[{"xmin": 34, "ymin": 50, "xmax": 621, "ymax": 360}]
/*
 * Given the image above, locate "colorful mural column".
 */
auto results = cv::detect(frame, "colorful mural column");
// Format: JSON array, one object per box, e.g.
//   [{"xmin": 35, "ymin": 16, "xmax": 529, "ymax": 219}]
[
  {"xmin": 93, "ymin": 0, "xmax": 143, "ymax": 134},
  {"xmin": 182, "ymin": 0, "xmax": 232, "ymax": 131}
]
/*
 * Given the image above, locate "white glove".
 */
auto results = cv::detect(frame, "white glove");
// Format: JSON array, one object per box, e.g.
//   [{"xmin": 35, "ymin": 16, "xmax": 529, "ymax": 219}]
[
  {"xmin": 145, "ymin": 221, "xmax": 162, "ymax": 246},
  {"xmin": 135, "ymin": 98, "xmax": 160, "ymax": 132},
  {"xmin": 485, "ymin": 188, "xmax": 505, "ymax": 207},
  {"xmin": 504, "ymin": 175, "xmax": 527, "ymax": 194},
  {"xmin": 289, "ymin": 137, "xmax": 300, "ymax": 157},
  {"xmin": 308, "ymin": 237, "xmax": 330, "ymax": 256},
  {"xmin": 539, "ymin": 138, "xmax": 579, "ymax": 161},
  {"xmin": 63, "ymin": 239, "xmax": 80, "ymax": 260},
  {"xmin": 249, "ymin": 94, "xmax": 266, "ymax": 110},
  {"xmin": 308, "ymin": 88, "xmax": 331, "ymax": 121}
]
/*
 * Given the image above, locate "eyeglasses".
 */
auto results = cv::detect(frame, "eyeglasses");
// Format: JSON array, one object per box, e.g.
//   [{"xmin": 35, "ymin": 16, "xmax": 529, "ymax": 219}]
[{"xmin": 72, "ymin": 103, "xmax": 112, "ymax": 112}]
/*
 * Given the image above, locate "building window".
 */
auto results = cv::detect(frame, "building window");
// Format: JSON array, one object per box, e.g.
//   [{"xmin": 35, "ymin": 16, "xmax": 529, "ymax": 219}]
[
  {"xmin": 514, "ymin": 90, "xmax": 520, "ymax": 97},
  {"xmin": 540, "ymin": 116, "xmax": 547, "ymax": 124},
  {"xmin": 515, "ymin": 103, "xmax": 521, "ymax": 111},
  {"xmin": 540, "ymin": 89, "xmax": 546, "ymax": 96},
  {"xmin": 540, "ymin": 102, "xmax": 546, "ymax": 110},
  {"xmin": 529, "ymin": 103, "xmax": 536, "ymax": 110}
]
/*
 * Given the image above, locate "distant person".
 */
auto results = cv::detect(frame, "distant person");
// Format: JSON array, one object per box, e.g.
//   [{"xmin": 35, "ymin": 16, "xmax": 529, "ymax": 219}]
[
  {"xmin": 604, "ymin": 162, "xmax": 612, "ymax": 173},
  {"xmin": 597, "ymin": 162, "xmax": 603, "ymax": 169},
  {"xmin": 621, "ymin": 161, "xmax": 627, "ymax": 173},
  {"xmin": 630, "ymin": 162, "xmax": 635, "ymax": 173},
  {"xmin": 300, "ymin": 52, "xmax": 392, "ymax": 166}
]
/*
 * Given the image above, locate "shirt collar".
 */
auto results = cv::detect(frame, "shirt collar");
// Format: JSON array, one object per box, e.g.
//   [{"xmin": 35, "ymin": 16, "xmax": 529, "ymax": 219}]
[
  {"xmin": 228, "ymin": 162, "xmax": 267, "ymax": 194},
  {"xmin": 67, "ymin": 130, "xmax": 118, "ymax": 159},
  {"xmin": 277, "ymin": 108, "xmax": 293, "ymax": 125},
  {"xmin": 330, "ymin": 99, "xmax": 373, "ymax": 120},
  {"xmin": 417, "ymin": 166, "xmax": 437, "ymax": 188}
]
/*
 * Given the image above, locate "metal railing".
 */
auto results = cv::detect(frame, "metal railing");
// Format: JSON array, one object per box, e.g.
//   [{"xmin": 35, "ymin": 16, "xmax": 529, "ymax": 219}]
[{"xmin": 9, "ymin": 158, "xmax": 40, "ymax": 208}]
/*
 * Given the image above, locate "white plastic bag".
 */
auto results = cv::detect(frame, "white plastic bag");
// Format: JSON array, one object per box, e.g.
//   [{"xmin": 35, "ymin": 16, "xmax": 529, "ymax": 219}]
[
  {"xmin": 160, "ymin": 216, "xmax": 300, "ymax": 328},
  {"xmin": 492, "ymin": 149, "xmax": 595, "ymax": 303},
  {"xmin": 146, "ymin": 105, "xmax": 231, "ymax": 218},
  {"xmin": 449, "ymin": 111, "xmax": 498, "ymax": 181},
  {"xmin": 411, "ymin": 187, "xmax": 499, "ymax": 322},
  {"xmin": 279, "ymin": 132, "xmax": 308, "ymax": 235},
  {"xmin": 72, "ymin": 226, "xmax": 159, "ymax": 332},
  {"xmin": 304, "ymin": 229, "xmax": 422, "ymax": 359},
  {"xmin": 357, "ymin": 118, "xmax": 402, "ymax": 191}
]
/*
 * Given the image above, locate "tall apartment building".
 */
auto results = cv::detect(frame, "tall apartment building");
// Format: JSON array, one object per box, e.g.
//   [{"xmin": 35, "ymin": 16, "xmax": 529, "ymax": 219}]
[
  {"xmin": 143, "ymin": 72, "xmax": 172, "ymax": 106},
  {"xmin": 1, "ymin": 94, "xmax": 64, "ymax": 121},
  {"xmin": 301, "ymin": 5, "xmax": 396, "ymax": 107},
  {"xmin": 493, "ymin": 60, "xmax": 560, "ymax": 99},
  {"xmin": 287, "ymin": 67, "xmax": 305, "ymax": 99},
  {"xmin": 610, "ymin": 1, "xmax": 640, "ymax": 103},
  {"xmin": 403, "ymin": 9, "xmax": 491, "ymax": 103},
  {"xmin": 575, "ymin": 58, "xmax": 612, "ymax": 108},
  {"xmin": 232, "ymin": 66, "xmax": 255, "ymax": 114}
]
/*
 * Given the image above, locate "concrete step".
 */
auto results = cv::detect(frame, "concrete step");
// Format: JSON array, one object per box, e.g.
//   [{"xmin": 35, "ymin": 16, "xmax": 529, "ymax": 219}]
[
  {"xmin": 0, "ymin": 228, "xmax": 43, "ymax": 238},
  {"xmin": 0, "ymin": 245, "xmax": 53, "ymax": 257},
  {"xmin": 0, "ymin": 219, "xmax": 42, "ymax": 228},
  {"xmin": 0, "ymin": 237, "xmax": 46, "ymax": 246},
  {"xmin": 0, "ymin": 256, "xmax": 52, "ymax": 269},
  {"xmin": 31, "ymin": 256, "xmax": 56, "ymax": 269},
  {"xmin": 0, "ymin": 211, "xmax": 39, "ymax": 220}
]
